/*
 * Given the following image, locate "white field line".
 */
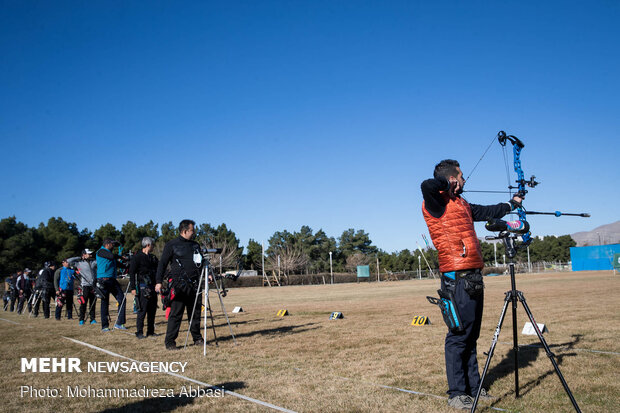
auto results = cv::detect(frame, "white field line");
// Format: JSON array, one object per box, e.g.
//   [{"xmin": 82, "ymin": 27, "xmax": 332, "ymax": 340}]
[
  {"xmin": 62, "ymin": 337, "xmax": 297, "ymax": 413},
  {"xmin": 0, "ymin": 317, "xmax": 22, "ymax": 325}
]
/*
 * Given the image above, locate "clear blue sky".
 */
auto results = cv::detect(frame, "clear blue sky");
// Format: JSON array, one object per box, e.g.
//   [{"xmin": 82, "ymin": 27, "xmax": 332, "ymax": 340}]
[{"xmin": 1, "ymin": 1, "xmax": 618, "ymax": 252}]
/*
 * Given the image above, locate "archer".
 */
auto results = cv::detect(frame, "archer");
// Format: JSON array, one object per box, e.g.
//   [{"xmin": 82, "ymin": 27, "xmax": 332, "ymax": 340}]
[{"xmin": 421, "ymin": 159, "xmax": 522, "ymax": 410}]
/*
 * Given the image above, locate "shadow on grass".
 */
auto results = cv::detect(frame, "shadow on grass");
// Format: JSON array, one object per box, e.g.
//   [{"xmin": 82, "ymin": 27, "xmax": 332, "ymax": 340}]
[
  {"xmin": 201, "ymin": 322, "xmax": 321, "ymax": 344},
  {"xmin": 207, "ymin": 317, "xmax": 264, "ymax": 327},
  {"xmin": 482, "ymin": 334, "xmax": 582, "ymax": 407},
  {"xmin": 214, "ymin": 381, "xmax": 245, "ymax": 391},
  {"xmin": 155, "ymin": 318, "xmax": 263, "ymax": 328},
  {"xmin": 515, "ymin": 334, "xmax": 581, "ymax": 399}
]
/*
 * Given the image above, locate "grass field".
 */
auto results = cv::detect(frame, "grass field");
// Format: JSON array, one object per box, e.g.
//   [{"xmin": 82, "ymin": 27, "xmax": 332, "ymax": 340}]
[{"xmin": 1, "ymin": 270, "xmax": 619, "ymax": 413}]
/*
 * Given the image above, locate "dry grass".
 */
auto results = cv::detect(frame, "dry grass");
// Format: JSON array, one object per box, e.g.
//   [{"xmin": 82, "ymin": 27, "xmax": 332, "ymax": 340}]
[{"xmin": 1, "ymin": 270, "xmax": 619, "ymax": 413}]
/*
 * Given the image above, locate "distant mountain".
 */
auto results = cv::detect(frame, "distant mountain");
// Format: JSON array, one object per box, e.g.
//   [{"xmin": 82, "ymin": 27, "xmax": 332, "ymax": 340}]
[{"xmin": 571, "ymin": 221, "xmax": 620, "ymax": 246}]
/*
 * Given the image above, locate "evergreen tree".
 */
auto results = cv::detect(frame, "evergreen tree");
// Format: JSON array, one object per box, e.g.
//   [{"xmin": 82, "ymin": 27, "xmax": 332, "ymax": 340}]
[
  {"xmin": 36, "ymin": 217, "xmax": 83, "ymax": 262},
  {"xmin": 338, "ymin": 228, "xmax": 377, "ymax": 257},
  {"xmin": 245, "ymin": 239, "xmax": 264, "ymax": 271},
  {"xmin": 0, "ymin": 216, "xmax": 37, "ymax": 273},
  {"xmin": 92, "ymin": 223, "xmax": 122, "ymax": 254},
  {"xmin": 121, "ymin": 220, "xmax": 159, "ymax": 252}
]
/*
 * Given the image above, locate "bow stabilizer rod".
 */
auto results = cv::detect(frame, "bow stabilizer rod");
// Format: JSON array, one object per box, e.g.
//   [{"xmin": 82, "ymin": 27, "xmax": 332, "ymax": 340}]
[{"xmin": 524, "ymin": 211, "xmax": 591, "ymax": 218}]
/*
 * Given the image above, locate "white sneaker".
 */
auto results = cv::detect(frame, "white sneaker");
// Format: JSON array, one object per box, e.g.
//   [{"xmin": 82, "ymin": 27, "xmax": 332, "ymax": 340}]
[{"xmin": 448, "ymin": 394, "xmax": 473, "ymax": 410}]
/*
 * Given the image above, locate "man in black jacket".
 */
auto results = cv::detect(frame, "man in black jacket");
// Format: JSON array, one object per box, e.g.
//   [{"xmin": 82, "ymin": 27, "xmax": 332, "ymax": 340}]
[
  {"xmin": 16, "ymin": 269, "xmax": 33, "ymax": 314},
  {"xmin": 129, "ymin": 237, "xmax": 159, "ymax": 339},
  {"xmin": 155, "ymin": 219, "xmax": 204, "ymax": 350},
  {"xmin": 33, "ymin": 262, "xmax": 57, "ymax": 318}
]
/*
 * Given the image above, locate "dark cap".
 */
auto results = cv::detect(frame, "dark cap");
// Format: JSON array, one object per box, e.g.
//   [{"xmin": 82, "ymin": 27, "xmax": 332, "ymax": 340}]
[{"xmin": 102, "ymin": 238, "xmax": 119, "ymax": 246}]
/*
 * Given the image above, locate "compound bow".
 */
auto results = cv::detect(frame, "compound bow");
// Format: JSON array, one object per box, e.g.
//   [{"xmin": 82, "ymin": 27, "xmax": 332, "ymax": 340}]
[{"xmin": 467, "ymin": 131, "xmax": 590, "ymax": 247}]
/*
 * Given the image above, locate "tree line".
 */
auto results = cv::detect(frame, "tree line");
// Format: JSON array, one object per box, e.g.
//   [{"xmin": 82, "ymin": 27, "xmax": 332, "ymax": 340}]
[{"xmin": 0, "ymin": 216, "xmax": 575, "ymax": 276}]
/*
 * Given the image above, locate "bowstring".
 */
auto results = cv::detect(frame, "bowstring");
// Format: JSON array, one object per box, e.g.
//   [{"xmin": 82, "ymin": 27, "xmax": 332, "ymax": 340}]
[{"xmin": 464, "ymin": 135, "xmax": 497, "ymax": 183}]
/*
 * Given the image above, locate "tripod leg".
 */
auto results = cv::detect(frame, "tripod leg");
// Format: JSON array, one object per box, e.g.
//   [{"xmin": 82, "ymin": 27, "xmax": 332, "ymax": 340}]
[
  {"xmin": 471, "ymin": 292, "xmax": 512, "ymax": 412},
  {"xmin": 511, "ymin": 288, "xmax": 520, "ymax": 398},
  {"xmin": 203, "ymin": 280, "xmax": 207, "ymax": 356},
  {"xmin": 204, "ymin": 275, "xmax": 212, "ymax": 355},
  {"xmin": 214, "ymin": 278, "xmax": 237, "ymax": 345},
  {"xmin": 184, "ymin": 269, "xmax": 205, "ymax": 349},
  {"xmin": 517, "ymin": 292, "xmax": 582, "ymax": 412},
  {"xmin": 207, "ymin": 297, "xmax": 218, "ymax": 346}
]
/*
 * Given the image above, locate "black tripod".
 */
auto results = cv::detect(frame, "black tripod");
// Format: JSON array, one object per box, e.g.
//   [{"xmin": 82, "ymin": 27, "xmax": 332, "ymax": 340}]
[
  {"xmin": 471, "ymin": 232, "xmax": 581, "ymax": 412},
  {"xmin": 183, "ymin": 253, "xmax": 237, "ymax": 355}
]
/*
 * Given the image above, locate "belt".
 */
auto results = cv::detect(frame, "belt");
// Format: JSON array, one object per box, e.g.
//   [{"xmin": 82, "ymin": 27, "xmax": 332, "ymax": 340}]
[{"xmin": 442, "ymin": 269, "xmax": 481, "ymax": 280}]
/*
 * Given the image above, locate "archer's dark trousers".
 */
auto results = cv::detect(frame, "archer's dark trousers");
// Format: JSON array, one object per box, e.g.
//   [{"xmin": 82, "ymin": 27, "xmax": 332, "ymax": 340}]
[
  {"xmin": 33, "ymin": 288, "xmax": 54, "ymax": 318},
  {"xmin": 165, "ymin": 292, "xmax": 202, "ymax": 347},
  {"xmin": 9, "ymin": 291, "xmax": 18, "ymax": 312},
  {"xmin": 17, "ymin": 290, "xmax": 32, "ymax": 314},
  {"xmin": 442, "ymin": 274, "xmax": 484, "ymax": 397},
  {"xmin": 136, "ymin": 286, "xmax": 157, "ymax": 335},
  {"xmin": 55, "ymin": 291, "xmax": 74, "ymax": 320},
  {"xmin": 79, "ymin": 285, "xmax": 97, "ymax": 322},
  {"xmin": 99, "ymin": 278, "xmax": 126, "ymax": 329}
]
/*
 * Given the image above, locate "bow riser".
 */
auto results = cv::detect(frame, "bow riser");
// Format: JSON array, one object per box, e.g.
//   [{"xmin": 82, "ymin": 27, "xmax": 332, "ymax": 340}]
[{"xmin": 499, "ymin": 131, "xmax": 533, "ymax": 246}]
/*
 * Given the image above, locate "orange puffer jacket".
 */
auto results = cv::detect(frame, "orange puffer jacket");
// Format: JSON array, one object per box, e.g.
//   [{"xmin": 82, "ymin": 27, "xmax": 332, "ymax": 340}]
[{"xmin": 422, "ymin": 194, "xmax": 484, "ymax": 273}]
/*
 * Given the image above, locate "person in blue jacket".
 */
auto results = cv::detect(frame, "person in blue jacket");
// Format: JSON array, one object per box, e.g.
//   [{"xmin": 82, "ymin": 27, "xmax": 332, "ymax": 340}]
[
  {"xmin": 96, "ymin": 238, "xmax": 127, "ymax": 331},
  {"xmin": 56, "ymin": 259, "xmax": 76, "ymax": 320}
]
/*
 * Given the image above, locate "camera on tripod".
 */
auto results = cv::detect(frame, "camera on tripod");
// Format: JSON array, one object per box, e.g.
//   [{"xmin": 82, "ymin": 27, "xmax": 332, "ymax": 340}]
[{"xmin": 200, "ymin": 247, "xmax": 223, "ymax": 258}]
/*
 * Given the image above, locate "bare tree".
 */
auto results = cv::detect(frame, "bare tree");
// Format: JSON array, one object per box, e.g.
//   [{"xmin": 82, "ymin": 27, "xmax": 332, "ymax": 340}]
[
  {"xmin": 199, "ymin": 237, "xmax": 240, "ymax": 271},
  {"xmin": 267, "ymin": 245, "xmax": 309, "ymax": 280},
  {"xmin": 346, "ymin": 253, "xmax": 369, "ymax": 272}
]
